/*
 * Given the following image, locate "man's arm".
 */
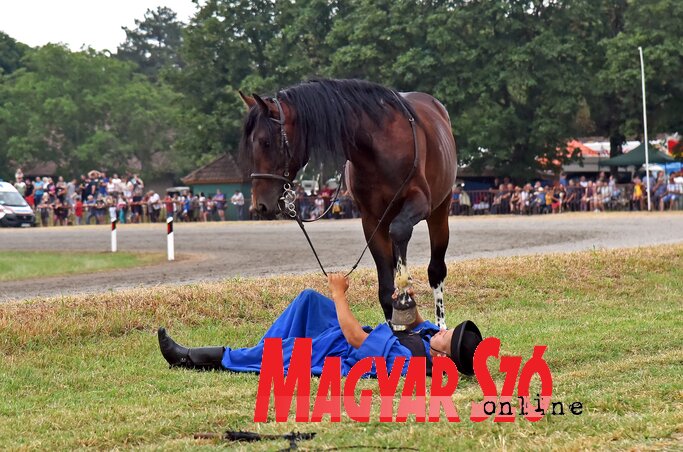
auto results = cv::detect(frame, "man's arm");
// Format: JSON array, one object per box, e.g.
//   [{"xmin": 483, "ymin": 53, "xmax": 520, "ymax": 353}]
[{"xmin": 328, "ymin": 274, "xmax": 369, "ymax": 348}]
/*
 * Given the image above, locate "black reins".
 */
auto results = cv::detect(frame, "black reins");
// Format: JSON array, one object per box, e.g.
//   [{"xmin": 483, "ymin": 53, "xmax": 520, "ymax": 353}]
[{"xmin": 250, "ymin": 92, "xmax": 419, "ymax": 277}]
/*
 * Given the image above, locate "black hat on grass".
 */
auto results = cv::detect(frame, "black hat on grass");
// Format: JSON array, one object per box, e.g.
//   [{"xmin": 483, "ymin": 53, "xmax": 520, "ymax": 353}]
[{"xmin": 449, "ymin": 320, "xmax": 483, "ymax": 376}]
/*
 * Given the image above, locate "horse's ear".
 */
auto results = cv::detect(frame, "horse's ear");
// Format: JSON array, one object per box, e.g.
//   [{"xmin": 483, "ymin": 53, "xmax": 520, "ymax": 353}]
[
  {"xmin": 238, "ymin": 90, "xmax": 256, "ymax": 109},
  {"xmin": 252, "ymin": 93, "xmax": 270, "ymax": 115}
]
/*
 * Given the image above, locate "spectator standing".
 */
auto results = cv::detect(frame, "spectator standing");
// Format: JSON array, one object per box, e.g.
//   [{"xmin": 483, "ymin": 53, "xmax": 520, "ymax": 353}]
[
  {"xmin": 66, "ymin": 178, "xmax": 77, "ymax": 208},
  {"xmin": 181, "ymin": 192, "xmax": 191, "ymax": 221},
  {"xmin": 312, "ymin": 194, "xmax": 325, "ymax": 219},
  {"xmin": 105, "ymin": 196, "xmax": 116, "ymax": 223},
  {"xmin": 131, "ymin": 176, "xmax": 144, "ymax": 223},
  {"xmin": 190, "ymin": 193, "xmax": 200, "ymax": 221},
  {"xmin": 53, "ymin": 198, "xmax": 68, "ymax": 226},
  {"xmin": 565, "ymin": 180, "xmax": 578, "ymax": 212},
  {"xmin": 46, "ymin": 177, "xmax": 56, "ymax": 202},
  {"xmin": 117, "ymin": 196, "xmax": 128, "ymax": 223},
  {"xmin": 652, "ymin": 173, "xmax": 667, "ymax": 207},
  {"xmin": 94, "ymin": 196, "xmax": 107, "ymax": 224},
  {"xmin": 450, "ymin": 186, "xmax": 461, "ymax": 215},
  {"xmin": 148, "ymin": 191, "xmax": 162, "ymax": 223},
  {"xmin": 659, "ymin": 174, "xmax": 682, "ymax": 211},
  {"xmin": 207, "ymin": 196, "xmax": 216, "ymax": 221},
  {"xmin": 198, "ymin": 192, "xmax": 207, "ymax": 222},
  {"xmin": 631, "ymin": 177, "xmax": 644, "ymax": 211},
  {"xmin": 74, "ymin": 196, "xmax": 84, "ymax": 225},
  {"xmin": 510, "ymin": 186, "xmax": 521, "ymax": 214},
  {"xmin": 24, "ymin": 179, "xmax": 34, "ymax": 208},
  {"xmin": 13, "ymin": 175, "xmax": 26, "ymax": 197},
  {"xmin": 38, "ymin": 194, "xmax": 50, "ymax": 227},
  {"xmin": 164, "ymin": 193, "xmax": 174, "ymax": 219},
  {"xmin": 56, "ymin": 176, "xmax": 67, "ymax": 203},
  {"xmin": 534, "ymin": 186, "xmax": 547, "ymax": 214},
  {"xmin": 551, "ymin": 186, "xmax": 563, "ymax": 214},
  {"xmin": 214, "ymin": 189, "xmax": 226, "ymax": 221},
  {"xmin": 85, "ymin": 195, "xmax": 97, "ymax": 225},
  {"xmin": 544, "ymin": 185, "xmax": 554, "ymax": 212},
  {"xmin": 520, "ymin": 184, "xmax": 533, "ymax": 214},
  {"xmin": 231, "ymin": 190, "xmax": 245, "ymax": 220},
  {"xmin": 99, "ymin": 172, "xmax": 109, "ymax": 197},
  {"xmin": 490, "ymin": 184, "xmax": 505, "ymax": 214},
  {"xmin": 33, "ymin": 177, "xmax": 44, "ymax": 207}
]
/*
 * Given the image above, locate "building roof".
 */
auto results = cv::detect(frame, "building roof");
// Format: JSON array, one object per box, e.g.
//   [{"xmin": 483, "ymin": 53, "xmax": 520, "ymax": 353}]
[{"xmin": 181, "ymin": 153, "xmax": 248, "ymax": 185}]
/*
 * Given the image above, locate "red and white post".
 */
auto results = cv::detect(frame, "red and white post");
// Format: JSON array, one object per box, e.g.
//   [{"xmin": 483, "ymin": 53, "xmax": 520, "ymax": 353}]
[
  {"xmin": 167, "ymin": 216, "xmax": 174, "ymax": 261},
  {"xmin": 111, "ymin": 218, "xmax": 117, "ymax": 252}
]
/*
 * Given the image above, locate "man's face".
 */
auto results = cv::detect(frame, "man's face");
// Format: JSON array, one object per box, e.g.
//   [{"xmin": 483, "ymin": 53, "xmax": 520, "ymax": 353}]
[{"xmin": 429, "ymin": 328, "xmax": 455, "ymax": 357}]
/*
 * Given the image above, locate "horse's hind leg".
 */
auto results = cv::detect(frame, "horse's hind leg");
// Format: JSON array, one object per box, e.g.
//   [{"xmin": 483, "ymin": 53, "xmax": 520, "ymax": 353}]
[
  {"xmin": 426, "ymin": 196, "xmax": 451, "ymax": 329},
  {"xmin": 388, "ymin": 191, "xmax": 431, "ymax": 326}
]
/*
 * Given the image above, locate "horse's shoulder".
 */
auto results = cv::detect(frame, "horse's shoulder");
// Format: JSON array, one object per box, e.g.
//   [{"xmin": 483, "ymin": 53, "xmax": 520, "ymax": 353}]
[{"xmin": 400, "ymin": 92, "xmax": 451, "ymax": 123}]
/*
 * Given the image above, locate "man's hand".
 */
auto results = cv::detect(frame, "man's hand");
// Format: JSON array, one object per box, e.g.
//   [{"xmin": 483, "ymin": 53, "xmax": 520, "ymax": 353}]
[{"xmin": 328, "ymin": 273, "xmax": 349, "ymax": 299}]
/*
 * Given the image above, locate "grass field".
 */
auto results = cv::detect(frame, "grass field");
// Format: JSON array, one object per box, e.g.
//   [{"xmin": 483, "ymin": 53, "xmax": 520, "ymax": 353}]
[
  {"xmin": 0, "ymin": 251, "xmax": 164, "ymax": 281},
  {"xmin": 1, "ymin": 245, "xmax": 681, "ymax": 450}
]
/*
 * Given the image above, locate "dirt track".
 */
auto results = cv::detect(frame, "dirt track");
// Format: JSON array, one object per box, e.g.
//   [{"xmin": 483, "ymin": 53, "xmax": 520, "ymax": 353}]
[{"xmin": 1, "ymin": 212, "xmax": 682, "ymax": 301}]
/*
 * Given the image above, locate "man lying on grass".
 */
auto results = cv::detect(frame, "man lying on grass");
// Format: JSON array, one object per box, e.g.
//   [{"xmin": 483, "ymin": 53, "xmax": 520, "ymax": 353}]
[{"xmin": 158, "ymin": 274, "xmax": 483, "ymax": 376}]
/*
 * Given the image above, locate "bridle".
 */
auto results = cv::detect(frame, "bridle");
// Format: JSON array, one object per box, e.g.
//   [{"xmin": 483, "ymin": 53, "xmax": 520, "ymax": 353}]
[{"xmin": 250, "ymin": 92, "xmax": 419, "ymax": 277}]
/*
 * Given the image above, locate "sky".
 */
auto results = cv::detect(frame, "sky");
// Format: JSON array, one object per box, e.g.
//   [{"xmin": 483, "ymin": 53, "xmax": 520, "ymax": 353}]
[{"xmin": 0, "ymin": 0, "xmax": 201, "ymax": 52}]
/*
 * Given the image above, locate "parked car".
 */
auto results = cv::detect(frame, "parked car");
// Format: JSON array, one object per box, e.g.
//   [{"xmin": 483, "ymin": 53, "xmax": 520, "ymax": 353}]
[{"xmin": 0, "ymin": 181, "xmax": 35, "ymax": 227}]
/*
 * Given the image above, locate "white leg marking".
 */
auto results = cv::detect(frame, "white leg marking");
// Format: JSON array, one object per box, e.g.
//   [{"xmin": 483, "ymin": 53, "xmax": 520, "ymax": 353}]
[{"xmin": 432, "ymin": 280, "xmax": 446, "ymax": 329}]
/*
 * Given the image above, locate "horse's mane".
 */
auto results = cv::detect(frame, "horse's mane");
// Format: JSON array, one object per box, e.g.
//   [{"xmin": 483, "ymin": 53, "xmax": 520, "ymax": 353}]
[{"xmin": 240, "ymin": 78, "xmax": 417, "ymax": 166}]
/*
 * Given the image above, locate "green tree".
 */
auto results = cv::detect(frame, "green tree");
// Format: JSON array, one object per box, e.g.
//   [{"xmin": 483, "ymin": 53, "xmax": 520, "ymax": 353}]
[
  {"xmin": 415, "ymin": 0, "xmax": 595, "ymax": 177},
  {"xmin": 169, "ymin": 0, "xmax": 282, "ymax": 165},
  {"xmin": 595, "ymin": 0, "xmax": 683, "ymax": 152},
  {"xmin": 116, "ymin": 6, "xmax": 185, "ymax": 81},
  {"xmin": 0, "ymin": 32, "xmax": 29, "ymax": 75},
  {"xmin": 0, "ymin": 45, "xmax": 180, "ymax": 177}
]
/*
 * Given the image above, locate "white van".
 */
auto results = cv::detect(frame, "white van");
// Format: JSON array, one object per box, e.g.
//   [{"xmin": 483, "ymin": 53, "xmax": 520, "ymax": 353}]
[{"xmin": 0, "ymin": 181, "xmax": 35, "ymax": 227}]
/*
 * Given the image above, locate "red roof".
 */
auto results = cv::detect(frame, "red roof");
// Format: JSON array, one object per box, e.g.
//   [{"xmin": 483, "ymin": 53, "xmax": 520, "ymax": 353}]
[{"xmin": 181, "ymin": 154, "xmax": 248, "ymax": 185}]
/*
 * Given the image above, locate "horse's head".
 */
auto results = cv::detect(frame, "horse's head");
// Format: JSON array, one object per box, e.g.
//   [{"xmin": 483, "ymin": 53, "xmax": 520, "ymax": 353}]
[{"xmin": 239, "ymin": 91, "xmax": 303, "ymax": 217}]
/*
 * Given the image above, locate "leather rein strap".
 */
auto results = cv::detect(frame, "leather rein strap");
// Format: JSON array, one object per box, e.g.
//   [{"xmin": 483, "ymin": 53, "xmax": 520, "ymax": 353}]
[{"xmin": 251, "ymin": 92, "xmax": 419, "ymax": 278}]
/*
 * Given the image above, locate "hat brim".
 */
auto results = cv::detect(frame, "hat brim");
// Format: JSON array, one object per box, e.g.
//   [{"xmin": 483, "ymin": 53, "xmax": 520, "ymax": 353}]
[{"xmin": 449, "ymin": 320, "xmax": 483, "ymax": 376}]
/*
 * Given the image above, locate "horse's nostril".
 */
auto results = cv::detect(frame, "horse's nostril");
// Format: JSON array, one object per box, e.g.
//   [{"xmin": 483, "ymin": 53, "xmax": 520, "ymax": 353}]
[{"xmin": 258, "ymin": 203, "xmax": 268, "ymax": 213}]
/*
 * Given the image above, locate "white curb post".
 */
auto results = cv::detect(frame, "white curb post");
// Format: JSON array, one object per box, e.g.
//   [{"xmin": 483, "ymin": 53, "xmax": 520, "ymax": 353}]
[
  {"xmin": 111, "ymin": 218, "xmax": 117, "ymax": 253},
  {"xmin": 167, "ymin": 216, "xmax": 175, "ymax": 261}
]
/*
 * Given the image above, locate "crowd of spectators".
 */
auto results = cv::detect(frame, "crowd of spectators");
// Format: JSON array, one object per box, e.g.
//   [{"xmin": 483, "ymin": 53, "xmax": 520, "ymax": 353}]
[
  {"xmin": 451, "ymin": 171, "xmax": 683, "ymax": 216},
  {"xmin": 9, "ymin": 167, "xmax": 683, "ymax": 226},
  {"xmin": 294, "ymin": 185, "xmax": 360, "ymax": 220},
  {"xmin": 9, "ymin": 168, "xmax": 248, "ymax": 227}
]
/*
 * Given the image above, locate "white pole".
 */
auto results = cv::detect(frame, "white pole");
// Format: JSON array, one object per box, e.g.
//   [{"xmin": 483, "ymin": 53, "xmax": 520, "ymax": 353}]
[
  {"xmin": 639, "ymin": 47, "xmax": 651, "ymax": 211},
  {"xmin": 111, "ymin": 218, "xmax": 117, "ymax": 252},
  {"xmin": 167, "ymin": 216, "xmax": 175, "ymax": 261}
]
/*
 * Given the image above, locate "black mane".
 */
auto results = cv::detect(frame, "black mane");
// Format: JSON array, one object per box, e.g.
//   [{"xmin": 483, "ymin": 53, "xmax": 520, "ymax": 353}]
[{"xmin": 240, "ymin": 78, "xmax": 417, "ymax": 167}]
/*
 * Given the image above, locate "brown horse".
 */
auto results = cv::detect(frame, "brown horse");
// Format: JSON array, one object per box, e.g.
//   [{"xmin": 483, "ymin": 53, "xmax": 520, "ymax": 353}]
[{"xmin": 239, "ymin": 79, "xmax": 456, "ymax": 329}]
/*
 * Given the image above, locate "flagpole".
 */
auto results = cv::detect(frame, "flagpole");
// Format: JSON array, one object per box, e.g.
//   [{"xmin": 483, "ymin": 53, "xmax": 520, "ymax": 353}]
[{"xmin": 639, "ymin": 47, "xmax": 651, "ymax": 211}]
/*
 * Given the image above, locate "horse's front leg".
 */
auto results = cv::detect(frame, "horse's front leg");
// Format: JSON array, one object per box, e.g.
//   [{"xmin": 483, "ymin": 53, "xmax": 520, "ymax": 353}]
[
  {"xmin": 389, "ymin": 191, "xmax": 430, "ymax": 328},
  {"xmin": 361, "ymin": 217, "xmax": 396, "ymax": 322}
]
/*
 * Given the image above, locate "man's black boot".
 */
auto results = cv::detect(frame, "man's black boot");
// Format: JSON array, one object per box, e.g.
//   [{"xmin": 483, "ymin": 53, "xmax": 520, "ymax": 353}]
[{"xmin": 158, "ymin": 327, "xmax": 224, "ymax": 370}]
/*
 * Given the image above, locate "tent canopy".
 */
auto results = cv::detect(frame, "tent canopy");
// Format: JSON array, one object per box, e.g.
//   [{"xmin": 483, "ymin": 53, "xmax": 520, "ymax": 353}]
[{"xmin": 599, "ymin": 143, "xmax": 675, "ymax": 167}]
